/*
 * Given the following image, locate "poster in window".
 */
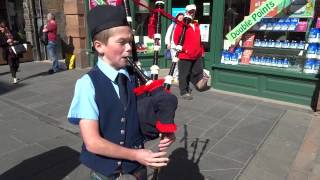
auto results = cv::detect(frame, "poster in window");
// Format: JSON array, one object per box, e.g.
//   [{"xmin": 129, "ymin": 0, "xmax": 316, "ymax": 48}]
[{"xmin": 200, "ymin": 24, "xmax": 210, "ymax": 42}]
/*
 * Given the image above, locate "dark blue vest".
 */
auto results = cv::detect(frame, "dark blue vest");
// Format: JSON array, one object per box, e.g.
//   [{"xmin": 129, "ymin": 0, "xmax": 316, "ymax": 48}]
[{"xmin": 80, "ymin": 66, "xmax": 144, "ymax": 177}]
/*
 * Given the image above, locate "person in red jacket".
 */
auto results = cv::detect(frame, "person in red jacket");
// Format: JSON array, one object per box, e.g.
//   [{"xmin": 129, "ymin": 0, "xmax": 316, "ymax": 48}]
[{"xmin": 173, "ymin": 4, "xmax": 205, "ymax": 100}]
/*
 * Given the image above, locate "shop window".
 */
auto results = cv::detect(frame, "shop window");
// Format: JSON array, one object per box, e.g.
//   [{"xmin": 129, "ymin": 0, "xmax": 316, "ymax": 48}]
[
  {"xmin": 134, "ymin": 0, "xmax": 155, "ymax": 55},
  {"xmin": 221, "ymin": 0, "xmax": 319, "ymax": 74},
  {"xmin": 194, "ymin": 1, "xmax": 213, "ymax": 52}
]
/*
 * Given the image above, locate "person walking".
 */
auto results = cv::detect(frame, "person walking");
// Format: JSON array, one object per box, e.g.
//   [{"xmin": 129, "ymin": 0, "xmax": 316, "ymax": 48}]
[
  {"xmin": 165, "ymin": 13, "xmax": 184, "ymax": 83},
  {"xmin": 43, "ymin": 12, "xmax": 59, "ymax": 74},
  {"xmin": 0, "ymin": 21, "xmax": 20, "ymax": 84},
  {"xmin": 67, "ymin": 5, "xmax": 175, "ymax": 180},
  {"xmin": 173, "ymin": 4, "xmax": 206, "ymax": 100}
]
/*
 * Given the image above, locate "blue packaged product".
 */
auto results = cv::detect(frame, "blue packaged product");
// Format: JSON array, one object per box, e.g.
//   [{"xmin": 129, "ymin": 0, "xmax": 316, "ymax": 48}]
[
  {"xmin": 285, "ymin": 18, "xmax": 291, "ymax": 23},
  {"xmin": 261, "ymin": 39, "xmax": 268, "ymax": 47},
  {"xmin": 266, "ymin": 23, "xmax": 273, "ymax": 30},
  {"xmin": 289, "ymin": 18, "xmax": 298, "ymax": 31},
  {"xmin": 271, "ymin": 57, "xmax": 277, "ymax": 66},
  {"xmin": 317, "ymin": 45, "xmax": 320, "ymax": 60},
  {"xmin": 250, "ymin": 56, "xmax": 255, "ymax": 64},
  {"xmin": 282, "ymin": 40, "xmax": 290, "ymax": 48},
  {"xmin": 235, "ymin": 47, "xmax": 243, "ymax": 59},
  {"xmin": 283, "ymin": 58, "xmax": 289, "ymax": 68},
  {"xmin": 275, "ymin": 40, "xmax": 282, "ymax": 48},
  {"xmin": 266, "ymin": 57, "xmax": 271, "ymax": 66},
  {"xmin": 254, "ymin": 39, "xmax": 261, "ymax": 47},
  {"xmin": 314, "ymin": 60, "xmax": 320, "ymax": 73},
  {"xmin": 307, "ymin": 43, "xmax": 318, "ymax": 58},
  {"xmin": 264, "ymin": 57, "xmax": 269, "ymax": 66},
  {"xmin": 256, "ymin": 56, "xmax": 262, "ymax": 65},
  {"xmin": 277, "ymin": 59, "xmax": 283, "ymax": 67},
  {"xmin": 267, "ymin": 40, "xmax": 275, "ymax": 47},
  {"xmin": 231, "ymin": 53, "xmax": 238, "ymax": 65},
  {"xmin": 298, "ymin": 41, "xmax": 305, "ymax": 49},
  {"xmin": 223, "ymin": 51, "xmax": 231, "ymax": 64},
  {"xmin": 288, "ymin": 22, "xmax": 297, "ymax": 31},
  {"xmin": 274, "ymin": 22, "xmax": 281, "ymax": 31},
  {"xmin": 290, "ymin": 40, "xmax": 298, "ymax": 49},
  {"xmin": 254, "ymin": 56, "xmax": 258, "ymax": 64},
  {"xmin": 308, "ymin": 28, "xmax": 319, "ymax": 43},
  {"xmin": 280, "ymin": 19, "xmax": 290, "ymax": 31},
  {"xmin": 304, "ymin": 59, "xmax": 315, "ymax": 73}
]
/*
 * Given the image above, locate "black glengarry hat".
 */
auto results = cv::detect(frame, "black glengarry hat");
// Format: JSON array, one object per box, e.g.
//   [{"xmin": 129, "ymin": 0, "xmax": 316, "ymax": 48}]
[{"xmin": 87, "ymin": 5, "xmax": 128, "ymax": 38}]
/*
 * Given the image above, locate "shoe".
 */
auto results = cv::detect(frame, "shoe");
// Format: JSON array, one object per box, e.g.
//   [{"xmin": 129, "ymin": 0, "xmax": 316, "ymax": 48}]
[
  {"xmin": 181, "ymin": 93, "xmax": 193, "ymax": 100},
  {"xmin": 13, "ymin": 78, "xmax": 17, "ymax": 84},
  {"xmin": 48, "ymin": 69, "xmax": 54, "ymax": 74}
]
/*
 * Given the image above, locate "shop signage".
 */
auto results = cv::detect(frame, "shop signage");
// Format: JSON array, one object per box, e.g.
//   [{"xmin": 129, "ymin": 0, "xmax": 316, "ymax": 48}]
[
  {"xmin": 251, "ymin": 0, "xmax": 315, "ymax": 18},
  {"xmin": 203, "ymin": 3, "xmax": 210, "ymax": 16},
  {"xmin": 226, "ymin": 0, "xmax": 283, "ymax": 43}
]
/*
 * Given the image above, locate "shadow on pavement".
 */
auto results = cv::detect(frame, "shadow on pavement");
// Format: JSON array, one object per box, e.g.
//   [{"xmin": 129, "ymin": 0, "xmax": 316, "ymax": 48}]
[
  {"xmin": 0, "ymin": 81, "xmax": 24, "ymax": 96},
  {"xmin": 157, "ymin": 147, "xmax": 205, "ymax": 180},
  {"xmin": 156, "ymin": 125, "xmax": 210, "ymax": 180},
  {"xmin": 0, "ymin": 146, "xmax": 80, "ymax": 180},
  {"xmin": 0, "ymin": 71, "xmax": 10, "ymax": 76},
  {"xmin": 18, "ymin": 71, "xmax": 51, "ymax": 83}
]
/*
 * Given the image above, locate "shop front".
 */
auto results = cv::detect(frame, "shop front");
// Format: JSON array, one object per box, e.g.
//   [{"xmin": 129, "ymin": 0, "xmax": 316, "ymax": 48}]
[
  {"xmin": 85, "ymin": 0, "xmax": 215, "ymax": 69},
  {"xmin": 211, "ymin": 0, "xmax": 320, "ymax": 109},
  {"xmin": 83, "ymin": 0, "xmax": 320, "ymax": 108}
]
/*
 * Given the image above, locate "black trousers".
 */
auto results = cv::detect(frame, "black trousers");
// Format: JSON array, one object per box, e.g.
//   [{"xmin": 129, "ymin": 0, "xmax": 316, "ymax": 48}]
[
  {"xmin": 90, "ymin": 166, "xmax": 147, "ymax": 180},
  {"xmin": 178, "ymin": 58, "xmax": 203, "ymax": 95},
  {"xmin": 7, "ymin": 54, "xmax": 19, "ymax": 78}
]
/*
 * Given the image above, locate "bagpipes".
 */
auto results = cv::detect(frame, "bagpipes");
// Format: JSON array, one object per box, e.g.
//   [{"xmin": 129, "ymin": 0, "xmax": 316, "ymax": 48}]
[{"xmin": 122, "ymin": 0, "xmax": 178, "ymax": 141}]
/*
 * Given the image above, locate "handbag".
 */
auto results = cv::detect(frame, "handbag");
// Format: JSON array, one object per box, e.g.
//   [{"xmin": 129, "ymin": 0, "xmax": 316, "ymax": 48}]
[
  {"xmin": 41, "ymin": 31, "xmax": 48, "ymax": 45},
  {"xmin": 11, "ymin": 43, "xmax": 27, "ymax": 55},
  {"xmin": 195, "ymin": 69, "xmax": 211, "ymax": 91}
]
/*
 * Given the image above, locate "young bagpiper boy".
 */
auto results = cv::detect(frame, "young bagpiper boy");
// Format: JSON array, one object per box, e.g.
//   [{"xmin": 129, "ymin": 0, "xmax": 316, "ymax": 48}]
[{"xmin": 67, "ymin": 5, "xmax": 175, "ymax": 180}]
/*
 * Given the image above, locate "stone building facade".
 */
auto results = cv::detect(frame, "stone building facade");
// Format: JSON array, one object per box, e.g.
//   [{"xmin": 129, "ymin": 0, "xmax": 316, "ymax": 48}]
[{"xmin": 1, "ymin": 0, "xmax": 89, "ymax": 68}]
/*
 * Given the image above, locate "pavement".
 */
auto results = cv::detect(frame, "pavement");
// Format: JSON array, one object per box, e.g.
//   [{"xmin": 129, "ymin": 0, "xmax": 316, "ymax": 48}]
[{"xmin": 0, "ymin": 61, "xmax": 319, "ymax": 180}]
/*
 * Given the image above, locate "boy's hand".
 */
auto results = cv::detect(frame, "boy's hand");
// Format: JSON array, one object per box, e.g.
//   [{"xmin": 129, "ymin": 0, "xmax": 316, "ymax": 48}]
[
  {"xmin": 134, "ymin": 149, "xmax": 169, "ymax": 168},
  {"xmin": 158, "ymin": 133, "xmax": 175, "ymax": 151}
]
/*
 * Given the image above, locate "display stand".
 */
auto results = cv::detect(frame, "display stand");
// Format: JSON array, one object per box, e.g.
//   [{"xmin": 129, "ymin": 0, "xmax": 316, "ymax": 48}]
[{"xmin": 212, "ymin": 0, "xmax": 320, "ymax": 109}]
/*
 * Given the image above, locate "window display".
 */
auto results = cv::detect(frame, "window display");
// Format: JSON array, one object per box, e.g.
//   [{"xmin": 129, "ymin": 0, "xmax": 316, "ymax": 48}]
[{"xmin": 222, "ymin": 0, "xmax": 318, "ymax": 74}]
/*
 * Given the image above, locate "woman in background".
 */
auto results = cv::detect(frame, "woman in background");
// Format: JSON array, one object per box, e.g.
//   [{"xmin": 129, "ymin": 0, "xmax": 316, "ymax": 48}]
[{"xmin": 0, "ymin": 21, "xmax": 20, "ymax": 84}]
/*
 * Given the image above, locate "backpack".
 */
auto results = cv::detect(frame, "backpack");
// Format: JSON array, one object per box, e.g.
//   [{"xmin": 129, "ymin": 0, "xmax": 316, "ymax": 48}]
[{"xmin": 39, "ymin": 25, "xmax": 48, "ymax": 45}]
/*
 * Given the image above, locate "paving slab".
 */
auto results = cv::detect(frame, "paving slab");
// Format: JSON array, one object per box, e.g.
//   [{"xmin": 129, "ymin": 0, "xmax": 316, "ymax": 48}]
[{"xmin": 0, "ymin": 62, "xmax": 317, "ymax": 180}]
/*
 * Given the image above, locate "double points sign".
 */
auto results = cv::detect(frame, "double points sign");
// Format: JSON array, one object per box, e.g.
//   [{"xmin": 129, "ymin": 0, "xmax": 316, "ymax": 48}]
[{"xmin": 226, "ymin": 0, "xmax": 283, "ymax": 43}]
